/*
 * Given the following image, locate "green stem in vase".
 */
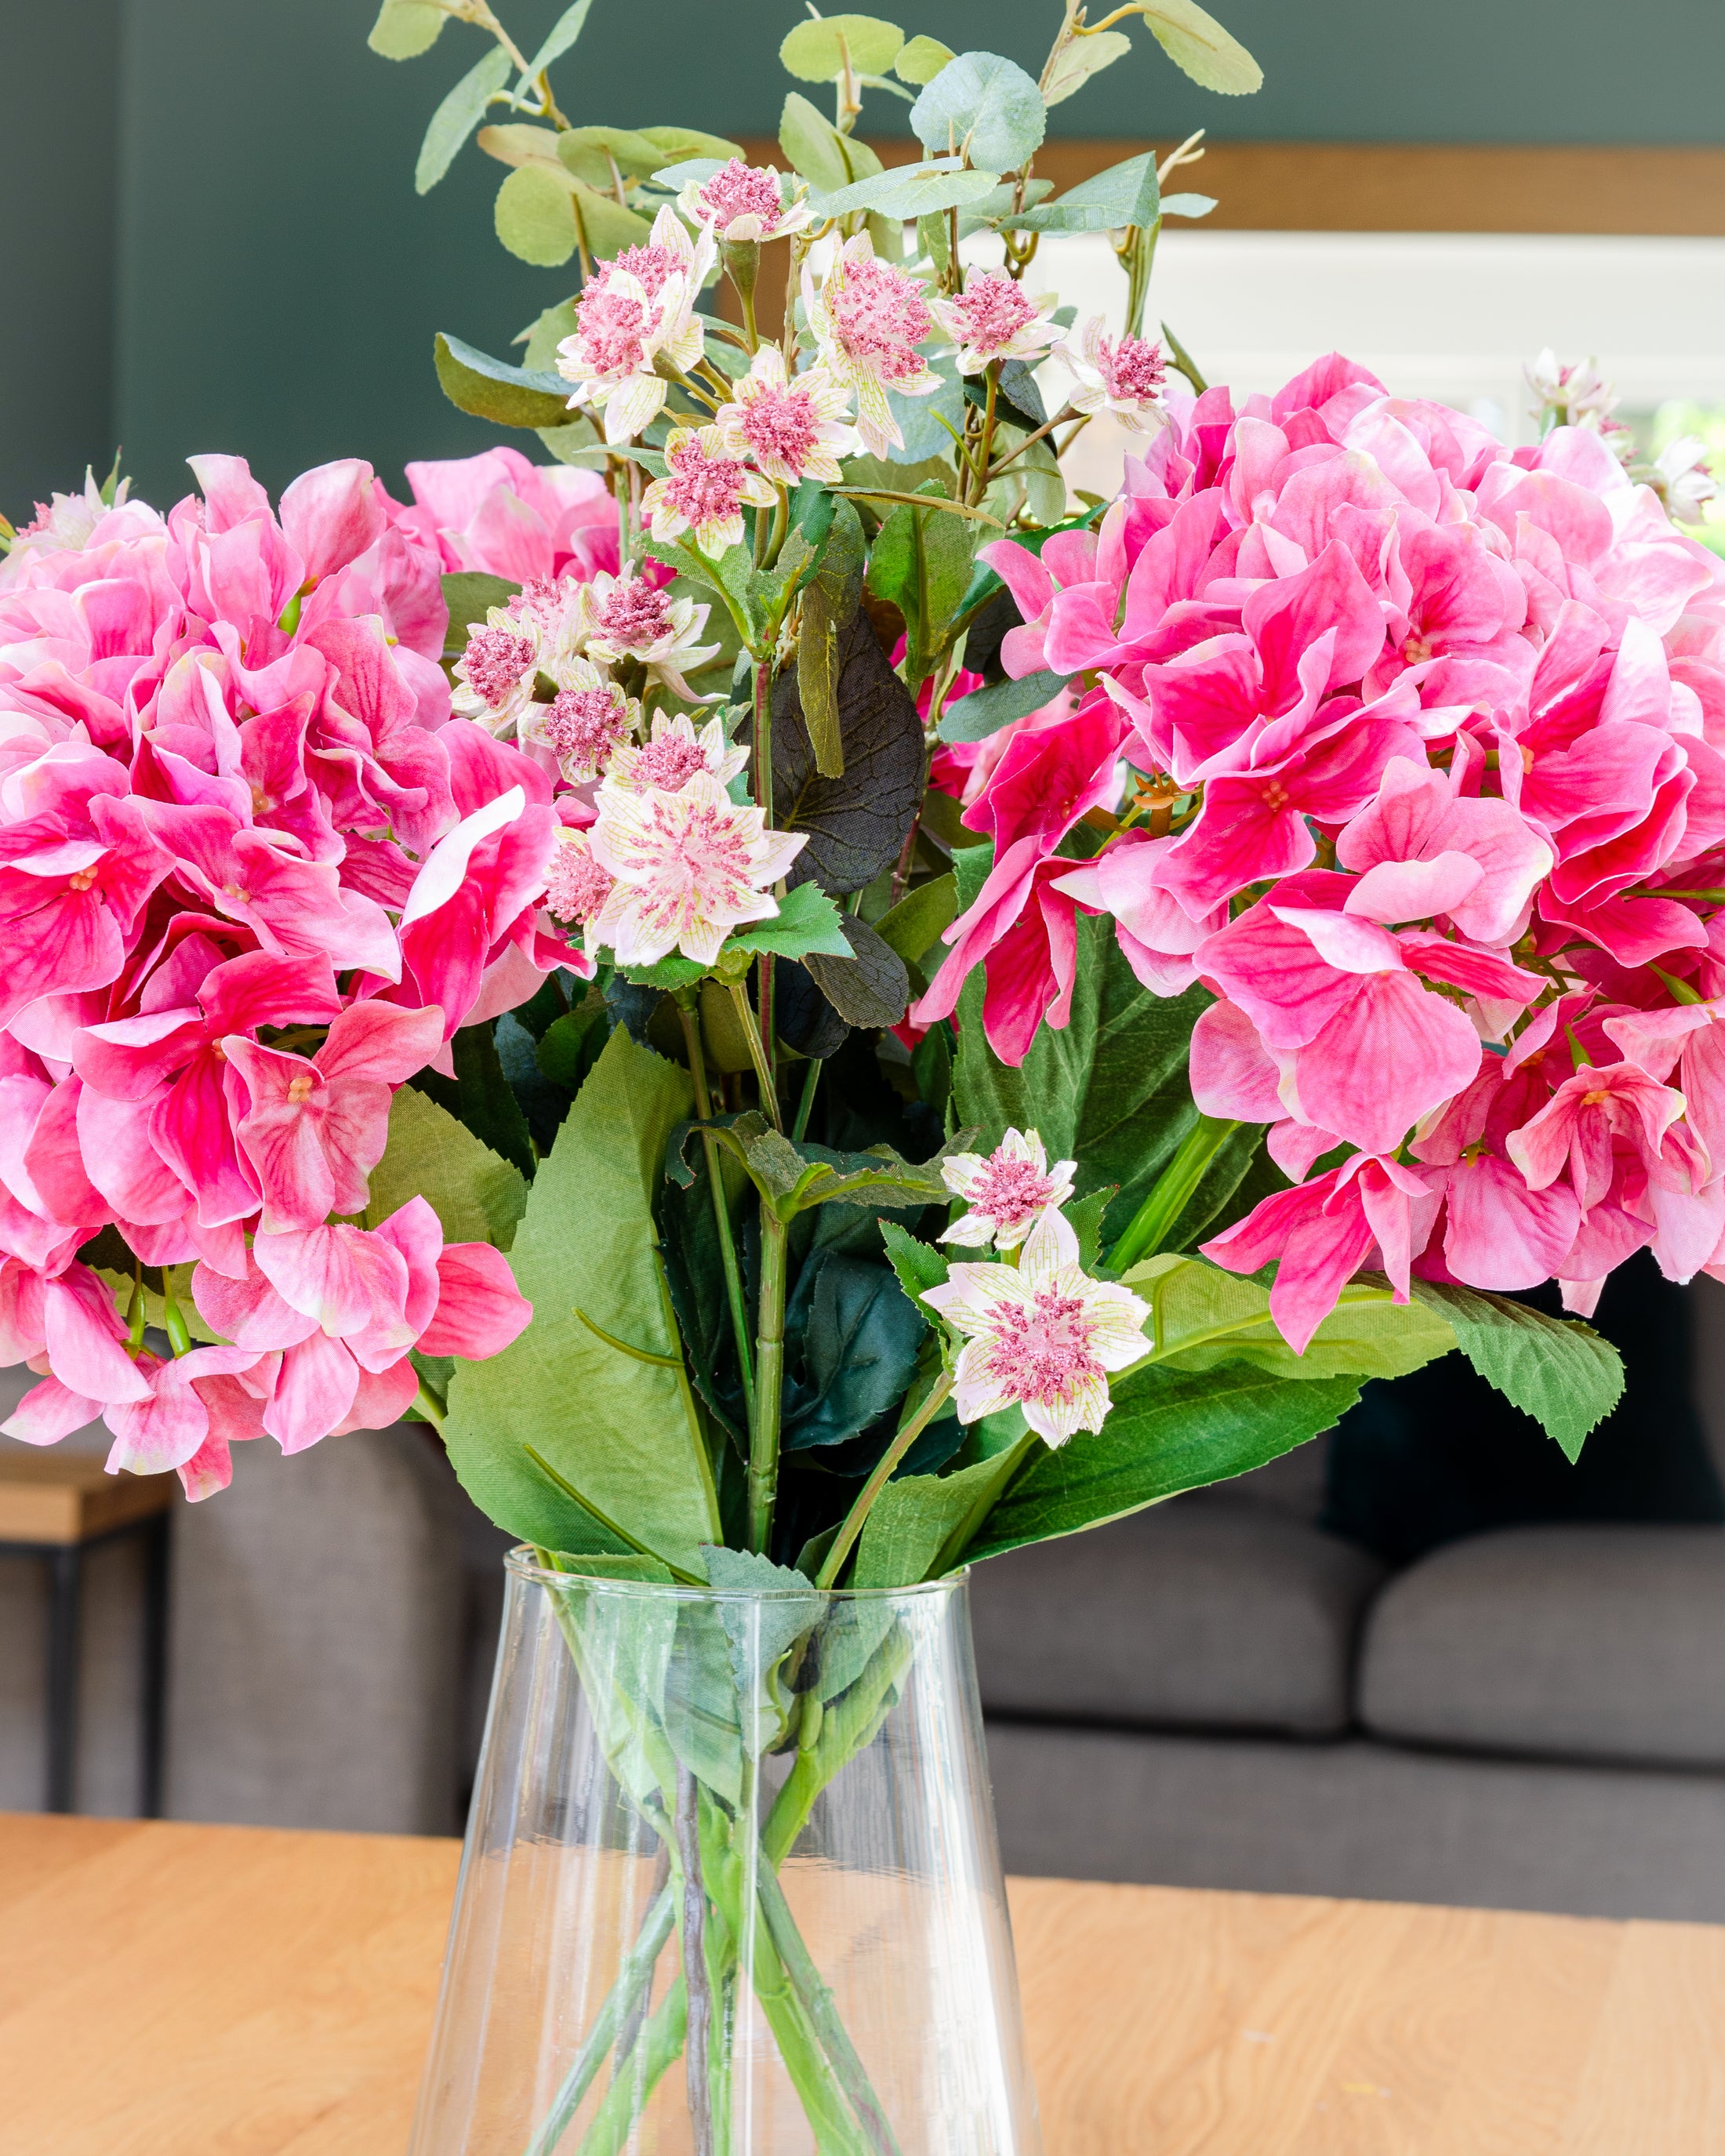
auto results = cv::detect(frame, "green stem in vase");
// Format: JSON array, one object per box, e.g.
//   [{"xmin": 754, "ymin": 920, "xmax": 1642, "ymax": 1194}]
[
  {"xmin": 675, "ymin": 993, "xmax": 756, "ymax": 1431},
  {"xmin": 574, "ymin": 1976, "xmax": 688, "ymax": 2156},
  {"xmin": 674, "ymin": 1769, "xmax": 717, "ymax": 2156}
]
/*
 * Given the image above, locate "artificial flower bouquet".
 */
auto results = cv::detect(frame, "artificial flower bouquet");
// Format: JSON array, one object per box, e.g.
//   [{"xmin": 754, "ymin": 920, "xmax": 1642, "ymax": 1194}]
[{"xmin": 15, "ymin": 0, "xmax": 1725, "ymax": 2143}]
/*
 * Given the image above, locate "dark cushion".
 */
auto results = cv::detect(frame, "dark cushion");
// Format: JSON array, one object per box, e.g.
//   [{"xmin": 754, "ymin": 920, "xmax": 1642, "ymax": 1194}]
[
  {"xmin": 1323, "ymin": 1254, "xmax": 1724, "ymax": 1567},
  {"xmin": 1358, "ymin": 1523, "xmax": 1725, "ymax": 1768},
  {"xmin": 968, "ymin": 1493, "xmax": 1386, "ymax": 1737}
]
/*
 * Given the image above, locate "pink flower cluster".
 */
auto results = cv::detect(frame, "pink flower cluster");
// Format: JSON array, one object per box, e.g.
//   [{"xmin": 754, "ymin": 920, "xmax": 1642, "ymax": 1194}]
[
  {"xmin": 915, "ymin": 354, "xmax": 1725, "ymax": 1346},
  {"xmin": 0, "ymin": 449, "xmax": 591, "ymax": 1494}
]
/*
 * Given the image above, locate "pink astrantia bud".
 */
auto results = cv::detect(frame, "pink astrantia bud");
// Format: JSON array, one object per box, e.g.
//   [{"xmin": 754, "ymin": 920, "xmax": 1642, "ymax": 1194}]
[
  {"xmin": 570, "ymin": 570, "xmax": 721, "ymax": 702},
  {"xmin": 605, "ymin": 711, "xmax": 748, "ymax": 797},
  {"xmin": 711, "ymin": 349, "xmax": 857, "ymax": 486},
  {"xmin": 543, "ymin": 828, "xmax": 616, "ymax": 927},
  {"xmin": 921, "ymin": 1207, "xmax": 1151, "ymax": 1445},
  {"xmin": 640, "ymin": 426, "xmax": 779, "ymax": 559},
  {"xmin": 1054, "ymin": 318, "xmax": 1168, "ymax": 433},
  {"xmin": 939, "ymin": 1127, "xmax": 1078, "ymax": 1250},
  {"xmin": 929, "ymin": 272, "xmax": 1060, "ymax": 377},
  {"xmin": 451, "ymin": 607, "xmax": 539, "ymax": 731},
  {"xmin": 678, "ymin": 158, "xmax": 812, "ymax": 244},
  {"xmin": 804, "ymin": 233, "xmax": 940, "ymax": 458},
  {"xmin": 586, "ymin": 768, "xmax": 805, "ymax": 968},
  {"xmin": 520, "ymin": 661, "xmax": 638, "ymax": 783}
]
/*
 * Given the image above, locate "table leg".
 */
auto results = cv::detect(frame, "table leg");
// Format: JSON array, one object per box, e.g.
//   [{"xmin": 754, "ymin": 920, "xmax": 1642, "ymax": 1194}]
[
  {"xmin": 140, "ymin": 1512, "xmax": 170, "ymax": 1819},
  {"xmin": 45, "ymin": 1544, "xmax": 82, "ymax": 1814}
]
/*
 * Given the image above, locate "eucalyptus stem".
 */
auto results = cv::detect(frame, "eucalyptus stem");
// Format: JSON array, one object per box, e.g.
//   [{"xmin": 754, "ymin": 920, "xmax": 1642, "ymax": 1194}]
[
  {"xmin": 676, "ymin": 996, "xmax": 756, "ymax": 1428},
  {"xmin": 816, "ymin": 1370, "xmax": 955, "ymax": 1588},
  {"xmin": 1106, "ymin": 1114, "xmax": 1241, "ymax": 1274},
  {"xmin": 750, "ymin": 1208, "xmax": 788, "ymax": 1555}
]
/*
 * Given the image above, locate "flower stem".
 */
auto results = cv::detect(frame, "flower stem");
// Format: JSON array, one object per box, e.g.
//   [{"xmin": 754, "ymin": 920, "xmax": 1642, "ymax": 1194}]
[
  {"xmin": 792, "ymin": 1056, "xmax": 822, "ymax": 1142},
  {"xmin": 728, "ymin": 981, "xmax": 781, "ymax": 1131},
  {"xmin": 676, "ymin": 997, "xmax": 757, "ymax": 1428},
  {"xmin": 674, "ymin": 1769, "xmax": 716, "ymax": 2156},
  {"xmin": 750, "ymin": 1207, "xmax": 788, "ymax": 1555},
  {"xmin": 1106, "ymin": 1114, "xmax": 1241, "ymax": 1273},
  {"xmin": 816, "ymin": 1370, "xmax": 955, "ymax": 1588}
]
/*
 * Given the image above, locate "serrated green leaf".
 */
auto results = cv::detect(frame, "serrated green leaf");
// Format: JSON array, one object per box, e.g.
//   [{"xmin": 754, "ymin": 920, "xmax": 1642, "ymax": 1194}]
[
  {"xmin": 937, "ymin": 666, "xmax": 1072, "ymax": 743},
  {"xmin": 968, "ymin": 1364, "xmax": 1360, "ymax": 1563},
  {"xmin": 1066, "ymin": 1186, "xmax": 1115, "ymax": 1272},
  {"xmin": 700, "ymin": 1545, "xmax": 823, "ymax": 1709},
  {"xmin": 879, "ymin": 1219, "xmax": 949, "ymax": 1303},
  {"xmin": 1042, "ymin": 26, "xmax": 1131, "ymax": 104},
  {"xmin": 780, "ymin": 14, "xmax": 906, "ymax": 82},
  {"xmin": 1011, "ymin": 151, "xmax": 1159, "ymax": 234},
  {"xmin": 1124, "ymin": 1255, "xmax": 1458, "ymax": 1383},
  {"xmin": 723, "ymin": 882, "xmax": 853, "ymax": 962},
  {"xmin": 364, "ymin": 1084, "xmax": 529, "ymax": 1250},
  {"xmin": 895, "ymin": 33, "xmax": 954, "ymax": 84},
  {"xmin": 409, "ymin": 1022, "xmax": 536, "ymax": 1184},
  {"xmin": 854, "ymin": 1452, "xmax": 1004, "ymax": 1586},
  {"xmin": 495, "ymin": 162, "xmax": 579, "ymax": 266},
  {"xmin": 416, "ymin": 43, "xmax": 510, "ymax": 194},
  {"xmin": 443, "ymin": 1028, "xmax": 720, "ymax": 1570},
  {"xmin": 547, "ymin": 1548, "xmax": 674, "ymax": 1581},
  {"xmin": 1138, "ymin": 0, "xmax": 1262, "ymax": 93},
  {"xmin": 910, "ymin": 50, "xmax": 1046, "ymax": 173},
  {"xmin": 434, "ymin": 332, "xmax": 571, "ymax": 429},
  {"xmin": 1410, "ymin": 1281, "xmax": 1625, "ymax": 1461},
  {"xmin": 369, "ymin": 0, "xmax": 445, "ymax": 61}
]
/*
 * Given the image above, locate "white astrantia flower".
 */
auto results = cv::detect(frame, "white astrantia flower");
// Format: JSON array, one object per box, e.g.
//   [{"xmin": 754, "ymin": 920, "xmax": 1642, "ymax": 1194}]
[
  {"xmin": 565, "ymin": 570, "xmax": 721, "ymax": 703},
  {"xmin": 1651, "ymin": 434, "xmax": 1717, "ymax": 524},
  {"xmin": 711, "ymin": 348, "xmax": 857, "ymax": 487},
  {"xmin": 920, "ymin": 1208, "xmax": 1151, "ymax": 1446},
  {"xmin": 586, "ymin": 768, "xmax": 806, "ymax": 967},
  {"xmin": 1053, "ymin": 318, "xmax": 1169, "ymax": 434},
  {"xmin": 450, "ymin": 604, "xmax": 542, "ymax": 732},
  {"xmin": 554, "ymin": 205, "xmax": 715, "ymax": 447},
  {"xmin": 939, "ymin": 1127, "xmax": 1077, "ymax": 1250},
  {"xmin": 678, "ymin": 158, "xmax": 812, "ymax": 245},
  {"xmin": 640, "ymin": 426, "xmax": 778, "ymax": 559},
  {"xmin": 803, "ymin": 231, "xmax": 940, "ymax": 459},
  {"xmin": 605, "ymin": 710, "xmax": 748, "ymax": 797},
  {"xmin": 928, "ymin": 271, "xmax": 1061, "ymax": 377},
  {"xmin": 1524, "ymin": 348, "xmax": 1618, "ymax": 434},
  {"xmin": 518, "ymin": 661, "xmax": 640, "ymax": 783}
]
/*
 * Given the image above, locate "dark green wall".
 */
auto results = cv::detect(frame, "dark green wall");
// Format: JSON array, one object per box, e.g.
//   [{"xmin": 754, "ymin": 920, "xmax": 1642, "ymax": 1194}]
[{"xmin": 7, "ymin": 0, "xmax": 1725, "ymax": 519}]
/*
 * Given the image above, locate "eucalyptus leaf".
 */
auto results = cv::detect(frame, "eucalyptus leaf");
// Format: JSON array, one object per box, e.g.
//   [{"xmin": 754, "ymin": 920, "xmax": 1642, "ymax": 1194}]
[
  {"xmin": 477, "ymin": 122, "xmax": 562, "ymax": 168},
  {"xmin": 434, "ymin": 332, "xmax": 572, "ymax": 429},
  {"xmin": 804, "ymin": 916, "xmax": 910, "ymax": 1029},
  {"xmin": 416, "ymin": 44, "xmax": 511, "ymax": 194},
  {"xmin": 1411, "ymin": 1281, "xmax": 1625, "ymax": 1461},
  {"xmin": 780, "ymin": 13, "xmax": 906, "ymax": 82},
  {"xmin": 1160, "ymin": 191, "xmax": 1218, "ymax": 218},
  {"xmin": 895, "ymin": 34, "xmax": 955, "ymax": 84},
  {"xmin": 567, "ymin": 177, "xmax": 654, "ymax": 259},
  {"xmin": 495, "ymin": 162, "xmax": 579, "ymax": 266},
  {"xmin": 910, "ymin": 51, "xmax": 1046, "ymax": 174},
  {"xmin": 637, "ymin": 122, "xmax": 747, "ymax": 162},
  {"xmin": 884, "ymin": 354, "xmax": 966, "ymax": 463},
  {"xmin": 557, "ymin": 123, "xmax": 669, "ymax": 187},
  {"xmin": 1011, "ymin": 151, "xmax": 1159, "ymax": 234},
  {"xmin": 521, "ymin": 0, "xmax": 597, "ymax": 80},
  {"xmin": 1138, "ymin": 0, "xmax": 1263, "ymax": 93},
  {"xmin": 811, "ymin": 161, "xmax": 1000, "ymax": 222},
  {"xmin": 364, "ymin": 1085, "xmax": 529, "ymax": 1250},
  {"xmin": 443, "ymin": 1028, "xmax": 721, "ymax": 1572},
  {"xmin": 369, "ymin": 0, "xmax": 445, "ymax": 61},
  {"xmin": 938, "ymin": 667, "xmax": 1070, "ymax": 743},
  {"xmin": 1042, "ymin": 26, "xmax": 1132, "ymax": 103},
  {"xmin": 779, "ymin": 93, "xmax": 882, "ymax": 194}
]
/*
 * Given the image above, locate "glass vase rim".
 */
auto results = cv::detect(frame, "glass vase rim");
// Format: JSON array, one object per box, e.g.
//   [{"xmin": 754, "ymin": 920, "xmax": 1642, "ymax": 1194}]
[{"xmin": 503, "ymin": 1543, "xmax": 970, "ymax": 1602}]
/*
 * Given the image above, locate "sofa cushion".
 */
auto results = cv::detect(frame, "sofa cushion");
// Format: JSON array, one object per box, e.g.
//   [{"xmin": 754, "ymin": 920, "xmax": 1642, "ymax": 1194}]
[
  {"xmin": 1359, "ymin": 1523, "xmax": 1725, "ymax": 1769},
  {"xmin": 969, "ymin": 1492, "xmax": 1386, "ymax": 1737}
]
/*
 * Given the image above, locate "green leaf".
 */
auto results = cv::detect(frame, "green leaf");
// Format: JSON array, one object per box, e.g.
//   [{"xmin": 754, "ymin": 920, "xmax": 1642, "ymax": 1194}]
[
  {"xmin": 1066, "ymin": 1186, "xmax": 1114, "ymax": 1272},
  {"xmin": 443, "ymin": 1027, "xmax": 721, "ymax": 1571},
  {"xmin": 797, "ymin": 497, "xmax": 865, "ymax": 779},
  {"xmin": 637, "ymin": 124, "xmax": 746, "ymax": 164},
  {"xmin": 495, "ymin": 162, "xmax": 579, "ymax": 266},
  {"xmin": 967, "ymin": 1364, "xmax": 1362, "ymax": 1563},
  {"xmin": 811, "ymin": 161, "xmax": 1000, "ymax": 222},
  {"xmin": 1042, "ymin": 26, "xmax": 1132, "ymax": 104},
  {"xmin": 804, "ymin": 916, "xmax": 910, "ymax": 1028},
  {"xmin": 415, "ymin": 43, "xmax": 511, "ymax": 194},
  {"xmin": 520, "ymin": 0, "xmax": 596, "ymax": 80},
  {"xmin": 939, "ymin": 667, "xmax": 1071, "ymax": 743},
  {"xmin": 520, "ymin": 297, "xmax": 579, "ymax": 371},
  {"xmin": 780, "ymin": 14, "xmax": 906, "ymax": 82},
  {"xmin": 562, "ymin": 171, "xmax": 655, "ymax": 257},
  {"xmin": 368, "ymin": 0, "xmax": 445, "ymax": 60},
  {"xmin": 1160, "ymin": 191, "xmax": 1218, "ymax": 218},
  {"xmin": 865, "ymin": 481, "xmax": 977, "ymax": 688},
  {"xmin": 555, "ymin": 122, "xmax": 668, "ymax": 187},
  {"xmin": 854, "ymin": 1452, "xmax": 1004, "ymax": 1587},
  {"xmin": 723, "ymin": 881, "xmax": 853, "ymax": 962},
  {"xmin": 621, "ymin": 952, "xmax": 706, "ymax": 991},
  {"xmin": 550, "ymin": 1550, "xmax": 677, "ymax": 1582},
  {"xmin": 1138, "ymin": 0, "xmax": 1262, "ymax": 93},
  {"xmin": 910, "ymin": 51, "xmax": 1046, "ymax": 174},
  {"xmin": 1410, "ymin": 1282, "xmax": 1625, "ymax": 1462},
  {"xmin": 440, "ymin": 569, "xmax": 521, "ymax": 659},
  {"xmin": 363, "ymin": 1084, "xmax": 529, "ymax": 1250},
  {"xmin": 873, "ymin": 873, "xmax": 956, "ymax": 969},
  {"xmin": 779, "ymin": 93, "xmax": 882, "ymax": 194},
  {"xmin": 883, "ymin": 353, "xmax": 966, "ymax": 465},
  {"xmin": 1012, "ymin": 151, "xmax": 1159, "ymax": 234},
  {"xmin": 760, "ymin": 611, "xmax": 925, "ymax": 897},
  {"xmin": 880, "ymin": 1219, "xmax": 949, "ymax": 1304},
  {"xmin": 476, "ymin": 122, "xmax": 563, "ymax": 168},
  {"xmin": 895, "ymin": 34, "xmax": 954, "ymax": 84},
  {"xmin": 700, "ymin": 1547, "xmax": 823, "ymax": 1697},
  {"xmin": 409, "ymin": 1022, "xmax": 536, "ymax": 1184},
  {"xmin": 1125, "ymin": 1255, "xmax": 1458, "ymax": 1383},
  {"xmin": 434, "ymin": 332, "xmax": 571, "ymax": 429}
]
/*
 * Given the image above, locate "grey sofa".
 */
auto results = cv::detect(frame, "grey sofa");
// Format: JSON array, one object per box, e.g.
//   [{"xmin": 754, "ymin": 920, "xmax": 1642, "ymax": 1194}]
[{"xmin": 5, "ymin": 1286, "xmax": 1725, "ymax": 1923}]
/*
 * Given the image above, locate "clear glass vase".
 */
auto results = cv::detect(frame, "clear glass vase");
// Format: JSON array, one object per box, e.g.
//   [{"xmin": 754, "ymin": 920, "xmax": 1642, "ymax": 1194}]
[{"xmin": 409, "ymin": 1550, "xmax": 1041, "ymax": 2156}]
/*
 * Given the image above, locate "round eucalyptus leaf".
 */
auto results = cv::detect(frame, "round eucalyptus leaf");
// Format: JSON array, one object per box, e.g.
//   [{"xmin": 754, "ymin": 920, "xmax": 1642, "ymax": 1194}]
[
  {"xmin": 780, "ymin": 13, "xmax": 906, "ymax": 82},
  {"xmin": 495, "ymin": 164, "xmax": 579, "ymax": 267},
  {"xmin": 910, "ymin": 50, "xmax": 1046, "ymax": 174},
  {"xmin": 894, "ymin": 34, "xmax": 954, "ymax": 85}
]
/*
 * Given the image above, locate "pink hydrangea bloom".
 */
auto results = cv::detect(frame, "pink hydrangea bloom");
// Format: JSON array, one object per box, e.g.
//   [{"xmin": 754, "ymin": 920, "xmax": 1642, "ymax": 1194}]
[{"xmin": 921, "ymin": 1207, "xmax": 1151, "ymax": 1443}]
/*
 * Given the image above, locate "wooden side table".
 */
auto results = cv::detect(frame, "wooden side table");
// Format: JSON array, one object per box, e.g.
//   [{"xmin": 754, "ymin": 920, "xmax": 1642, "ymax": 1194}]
[{"xmin": 0, "ymin": 1454, "xmax": 174, "ymax": 1816}]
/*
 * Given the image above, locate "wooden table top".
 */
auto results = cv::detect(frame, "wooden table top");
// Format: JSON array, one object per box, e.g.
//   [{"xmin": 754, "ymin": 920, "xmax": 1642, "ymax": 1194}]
[
  {"xmin": 0, "ymin": 1452, "xmax": 174, "ymax": 1545},
  {"xmin": 2, "ymin": 1813, "xmax": 1721, "ymax": 2154}
]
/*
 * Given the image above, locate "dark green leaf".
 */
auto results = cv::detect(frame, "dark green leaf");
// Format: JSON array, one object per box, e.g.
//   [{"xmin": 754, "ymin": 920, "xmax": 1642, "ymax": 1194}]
[
  {"xmin": 410, "ymin": 1022, "xmax": 536, "ymax": 1183},
  {"xmin": 939, "ymin": 667, "xmax": 1070, "ymax": 743},
  {"xmin": 757, "ymin": 612, "xmax": 924, "ymax": 896},
  {"xmin": 910, "ymin": 51, "xmax": 1046, "ymax": 172},
  {"xmin": 1410, "ymin": 1282, "xmax": 1625, "ymax": 1461},
  {"xmin": 434, "ymin": 332, "xmax": 572, "ymax": 429},
  {"xmin": 804, "ymin": 916, "xmax": 910, "ymax": 1028},
  {"xmin": 783, "ymin": 1254, "xmax": 927, "ymax": 1449},
  {"xmin": 537, "ymin": 1004, "xmax": 605, "ymax": 1091},
  {"xmin": 968, "ymin": 1364, "xmax": 1361, "ymax": 1562},
  {"xmin": 416, "ymin": 44, "xmax": 511, "ymax": 194}
]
